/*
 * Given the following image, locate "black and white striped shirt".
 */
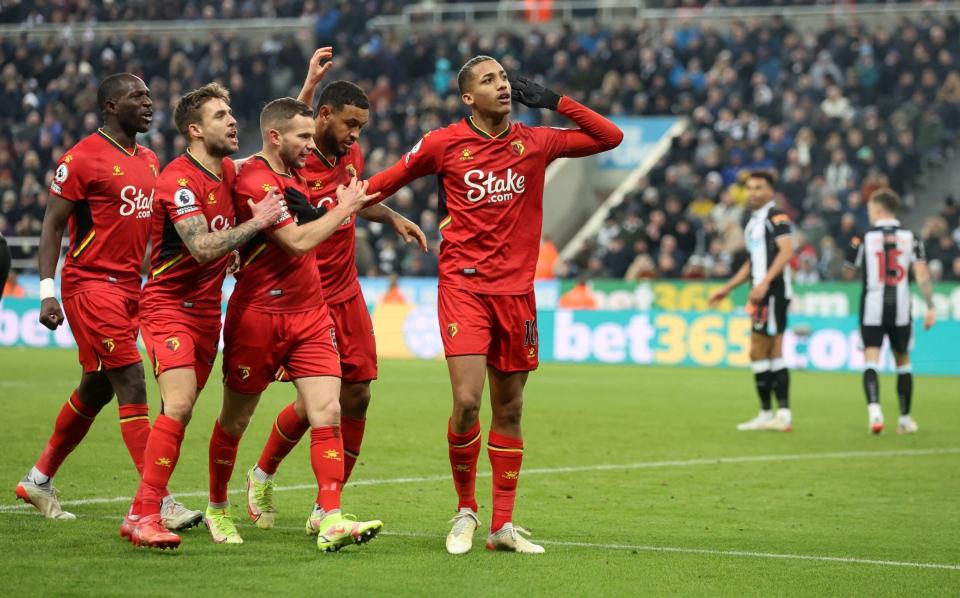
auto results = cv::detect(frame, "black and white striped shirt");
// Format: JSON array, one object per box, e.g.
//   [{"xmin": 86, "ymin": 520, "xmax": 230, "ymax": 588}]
[
  {"xmin": 744, "ymin": 200, "xmax": 794, "ymax": 298},
  {"xmin": 845, "ymin": 219, "xmax": 925, "ymax": 326}
]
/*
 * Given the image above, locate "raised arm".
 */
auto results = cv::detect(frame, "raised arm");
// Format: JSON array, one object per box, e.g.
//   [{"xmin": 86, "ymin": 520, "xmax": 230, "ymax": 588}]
[
  {"xmin": 510, "ymin": 75, "xmax": 623, "ymax": 158},
  {"xmin": 175, "ymin": 188, "xmax": 283, "ymax": 264},
  {"xmin": 38, "ymin": 195, "xmax": 73, "ymax": 329},
  {"xmin": 297, "ymin": 47, "xmax": 334, "ymax": 108},
  {"xmin": 551, "ymin": 98, "xmax": 625, "ymax": 158}
]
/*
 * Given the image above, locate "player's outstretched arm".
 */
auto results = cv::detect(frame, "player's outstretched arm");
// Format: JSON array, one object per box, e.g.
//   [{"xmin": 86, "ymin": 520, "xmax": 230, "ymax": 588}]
[
  {"xmin": 297, "ymin": 47, "xmax": 334, "ymax": 108},
  {"xmin": 913, "ymin": 260, "xmax": 936, "ymax": 330},
  {"xmin": 359, "ymin": 203, "xmax": 428, "ymax": 251},
  {"xmin": 709, "ymin": 260, "xmax": 752, "ymax": 307},
  {"xmin": 510, "ymin": 74, "xmax": 624, "ymax": 158},
  {"xmin": 37, "ymin": 195, "xmax": 73, "ymax": 330},
  {"xmin": 271, "ymin": 177, "xmax": 378, "ymax": 256},
  {"xmin": 175, "ymin": 188, "xmax": 284, "ymax": 264}
]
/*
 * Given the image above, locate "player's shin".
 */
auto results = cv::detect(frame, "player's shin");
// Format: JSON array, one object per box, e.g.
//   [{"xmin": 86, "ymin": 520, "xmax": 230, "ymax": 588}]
[
  {"xmin": 751, "ymin": 360, "xmax": 773, "ymax": 412},
  {"xmin": 136, "ymin": 415, "xmax": 185, "ymax": 516},
  {"xmin": 310, "ymin": 426, "xmax": 344, "ymax": 513},
  {"xmin": 897, "ymin": 364, "xmax": 913, "ymax": 416},
  {"xmin": 448, "ymin": 419, "xmax": 482, "ymax": 513},
  {"xmin": 256, "ymin": 402, "xmax": 310, "ymax": 477},
  {"xmin": 34, "ymin": 390, "xmax": 102, "ymax": 480},
  {"xmin": 118, "ymin": 403, "xmax": 151, "ymax": 474},
  {"xmin": 487, "ymin": 431, "xmax": 523, "ymax": 532},
  {"xmin": 209, "ymin": 420, "xmax": 242, "ymax": 507},
  {"xmin": 341, "ymin": 416, "xmax": 366, "ymax": 484}
]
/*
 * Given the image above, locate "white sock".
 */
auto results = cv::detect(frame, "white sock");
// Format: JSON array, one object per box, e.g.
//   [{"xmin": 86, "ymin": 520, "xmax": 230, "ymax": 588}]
[
  {"xmin": 868, "ymin": 404, "xmax": 883, "ymax": 421},
  {"xmin": 252, "ymin": 466, "xmax": 272, "ymax": 483},
  {"xmin": 208, "ymin": 501, "xmax": 229, "ymax": 510},
  {"xmin": 776, "ymin": 408, "xmax": 791, "ymax": 423},
  {"xmin": 313, "ymin": 505, "xmax": 337, "ymax": 518},
  {"xmin": 28, "ymin": 467, "xmax": 51, "ymax": 487},
  {"xmin": 759, "ymin": 409, "xmax": 773, "ymax": 420},
  {"xmin": 898, "ymin": 414, "xmax": 912, "ymax": 425}
]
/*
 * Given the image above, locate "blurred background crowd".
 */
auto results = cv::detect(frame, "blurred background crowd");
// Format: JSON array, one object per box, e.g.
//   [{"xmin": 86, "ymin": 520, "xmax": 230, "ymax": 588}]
[{"xmin": 3, "ymin": 1, "xmax": 960, "ymax": 284}]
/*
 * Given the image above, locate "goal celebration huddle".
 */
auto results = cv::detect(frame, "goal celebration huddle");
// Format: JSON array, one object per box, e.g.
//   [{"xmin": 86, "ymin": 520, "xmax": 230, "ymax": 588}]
[{"xmin": 13, "ymin": 49, "xmax": 624, "ymax": 553}]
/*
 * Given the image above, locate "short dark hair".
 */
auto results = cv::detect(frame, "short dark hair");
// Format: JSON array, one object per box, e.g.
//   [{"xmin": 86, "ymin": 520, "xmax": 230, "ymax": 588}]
[
  {"xmin": 260, "ymin": 97, "xmax": 313, "ymax": 133},
  {"xmin": 317, "ymin": 80, "xmax": 369, "ymax": 111},
  {"xmin": 869, "ymin": 188, "xmax": 900, "ymax": 213},
  {"xmin": 97, "ymin": 73, "xmax": 140, "ymax": 112},
  {"xmin": 174, "ymin": 82, "xmax": 231, "ymax": 138},
  {"xmin": 747, "ymin": 170, "xmax": 776, "ymax": 188},
  {"xmin": 457, "ymin": 55, "xmax": 496, "ymax": 94}
]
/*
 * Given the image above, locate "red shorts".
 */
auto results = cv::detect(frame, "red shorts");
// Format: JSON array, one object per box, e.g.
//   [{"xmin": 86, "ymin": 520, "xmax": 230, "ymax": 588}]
[
  {"xmin": 141, "ymin": 307, "xmax": 222, "ymax": 390},
  {"xmin": 437, "ymin": 286, "xmax": 539, "ymax": 373},
  {"xmin": 222, "ymin": 304, "xmax": 340, "ymax": 394},
  {"xmin": 62, "ymin": 291, "xmax": 141, "ymax": 373},
  {"xmin": 328, "ymin": 291, "xmax": 377, "ymax": 384}
]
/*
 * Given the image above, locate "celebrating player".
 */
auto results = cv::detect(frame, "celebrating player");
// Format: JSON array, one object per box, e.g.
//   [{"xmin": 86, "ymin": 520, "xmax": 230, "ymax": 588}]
[
  {"xmin": 843, "ymin": 189, "xmax": 935, "ymax": 434},
  {"xmin": 709, "ymin": 171, "xmax": 795, "ymax": 432},
  {"xmin": 244, "ymin": 49, "xmax": 427, "ymax": 534},
  {"xmin": 205, "ymin": 97, "xmax": 383, "ymax": 552},
  {"xmin": 366, "ymin": 56, "xmax": 623, "ymax": 554},
  {"xmin": 118, "ymin": 83, "xmax": 284, "ymax": 548},
  {"xmin": 16, "ymin": 74, "xmax": 197, "ymax": 529}
]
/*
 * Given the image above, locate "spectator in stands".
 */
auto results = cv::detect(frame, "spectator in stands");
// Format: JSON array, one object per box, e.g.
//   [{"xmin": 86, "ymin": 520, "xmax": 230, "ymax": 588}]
[{"xmin": 558, "ymin": 276, "xmax": 599, "ymax": 310}]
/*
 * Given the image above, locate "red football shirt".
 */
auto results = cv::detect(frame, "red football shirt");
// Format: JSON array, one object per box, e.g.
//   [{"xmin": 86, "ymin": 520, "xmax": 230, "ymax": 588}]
[
  {"xmin": 49, "ymin": 129, "xmax": 160, "ymax": 300},
  {"xmin": 300, "ymin": 144, "xmax": 364, "ymax": 305},
  {"xmin": 140, "ymin": 152, "xmax": 238, "ymax": 313},
  {"xmin": 368, "ymin": 98, "xmax": 622, "ymax": 294},
  {"xmin": 230, "ymin": 155, "xmax": 324, "ymax": 314}
]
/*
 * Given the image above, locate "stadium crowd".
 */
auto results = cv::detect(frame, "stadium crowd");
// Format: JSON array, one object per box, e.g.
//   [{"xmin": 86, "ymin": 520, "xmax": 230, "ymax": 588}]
[{"xmin": 3, "ymin": 7, "xmax": 960, "ymax": 281}]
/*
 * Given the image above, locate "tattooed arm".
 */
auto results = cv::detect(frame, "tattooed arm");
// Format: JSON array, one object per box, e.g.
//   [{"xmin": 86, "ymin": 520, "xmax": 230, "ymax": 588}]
[{"xmin": 174, "ymin": 189, "xmax": 283, "ymax": 264}]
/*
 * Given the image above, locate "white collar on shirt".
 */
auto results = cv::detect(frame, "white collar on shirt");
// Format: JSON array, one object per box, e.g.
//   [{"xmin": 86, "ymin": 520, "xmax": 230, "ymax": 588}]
[{"xmin": 874, "ymin": 218, "xmax": 900, "ymax": 227}]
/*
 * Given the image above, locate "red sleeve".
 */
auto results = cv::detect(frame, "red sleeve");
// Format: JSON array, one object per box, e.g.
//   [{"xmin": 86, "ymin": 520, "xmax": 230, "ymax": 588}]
[
  {"xmin": 235, "ymin": 168, "xmax": 293, "ymax": 231},
  {"xmin": 367, "ymin": 130, "xmax": 445, "ymax": 202},
  {"xmin": 156, "ymin": 169, "xmax": 205, "ymax": 225},
  {"xmin": 49, "ymin": 151, "xmax": 90, "ymax": 202},
  {"xmin": 539, "ymin": 98, "xmax": 624, "ymax": 161}
]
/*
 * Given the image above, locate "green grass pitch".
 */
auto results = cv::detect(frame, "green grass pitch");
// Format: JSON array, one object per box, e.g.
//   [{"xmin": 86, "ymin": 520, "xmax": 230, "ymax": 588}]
[{"xmin": 0, "ymin": 347, "xmax": 958, "ymax": 596}]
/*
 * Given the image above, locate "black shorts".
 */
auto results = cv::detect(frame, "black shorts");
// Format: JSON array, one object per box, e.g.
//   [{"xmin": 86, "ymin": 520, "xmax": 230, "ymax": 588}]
[
  {"xmin": 861, "ymin": 323, "xmax": 913, "ymax": 354},
  {"xmin": 751, "ymin": 293, "xmax": 789, "ymax": 336}
]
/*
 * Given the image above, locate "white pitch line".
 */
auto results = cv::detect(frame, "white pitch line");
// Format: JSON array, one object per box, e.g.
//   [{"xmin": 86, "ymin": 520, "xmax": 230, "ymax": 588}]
[
  {"xmin": 1, "ymin": 447, "xmax": 957, "ymax": 512},
  {"xmin": 380, "ymin": 531, "xmax": 960, "ymax": 572},
  {"xmin": 1, "ymin": 516, "xmax": 957, "ymax": 571}
]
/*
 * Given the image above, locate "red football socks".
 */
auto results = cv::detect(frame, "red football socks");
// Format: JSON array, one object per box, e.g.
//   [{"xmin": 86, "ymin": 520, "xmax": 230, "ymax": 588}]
[
  {"xmin": 35, "ymin": 391, "xmax": 101, "ymax": 477},
  {"xmin": 487, "ymin": 430, "xmax": 524, "ymax": 532},
  {"xmin": 340, "ymin": 416, "xmax": 366, "ymax": 485},
  {"xmin": 135, "ymin": 415, "xmax": 184, "ymax": 516},
  {"xmin": 256, "ymin": 403, "xmax": 310, "ymax": 475},
  {"xmin": 447, "ymin": 419, "xmax": 481, "ymax": 513},
  {"xmin": 310, "ymin": 426, "xmax": 344, "ymax": 512},
  {"xmin": 209, "ymin": 420, "xmax": 241, "ymax": 505},
  {"xmin": 118, "ymin": 403, "xmax": 151, "ymax": 475}
]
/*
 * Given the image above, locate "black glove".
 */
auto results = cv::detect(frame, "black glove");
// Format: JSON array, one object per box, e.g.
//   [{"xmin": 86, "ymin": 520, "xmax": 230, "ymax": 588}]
[
  {"xmin": 284, "ymin": 187, "xmax": 326, "ymax": 224},
  {"xmin": 509, "ymin": 75, "xmax": 561, "ymax": 110}
]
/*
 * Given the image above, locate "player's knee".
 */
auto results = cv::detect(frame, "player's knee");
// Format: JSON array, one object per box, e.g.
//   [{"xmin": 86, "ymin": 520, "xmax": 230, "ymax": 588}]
[
  {"xmin": 340, "ymin": 383, "xmax": 371, "ymax": 419},
  {"xmin": 76, "ymin": 377, "xmax": 114, "ymax": 410},
  {"xmin": 493, "ymin": 395, "xmax": 524, "ymax": 427},
  {"xmin": 162, "ymin": 396, "xmax": 194, "ymax": 425},
  {"xmin": 452, "ymin": 387, "xmax": 482, "ymax": 419},
  {"xmin": 220, "ymin": 412, "xmax": 252, "ymax": 438}
]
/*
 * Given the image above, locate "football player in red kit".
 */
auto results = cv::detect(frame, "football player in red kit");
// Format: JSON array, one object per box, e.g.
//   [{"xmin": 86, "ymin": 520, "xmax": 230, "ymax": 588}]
[
  {"xmin": 119, "ymin": 83, "xmax": 284, "ymax": 548},
  {"xmin": 244, "ymin": 49, "xmax": 427, "ymax": 534},
  {"xmin": 17, "ymin": 74, "xmax": 198, "ymax": 530},
  {"xmin": 205, "ymin": 97, "xmax": 383, "ymax": 553},
  {"xmin": 368, "ymin": 57, "xmax": 623, "ymax": 553}
]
